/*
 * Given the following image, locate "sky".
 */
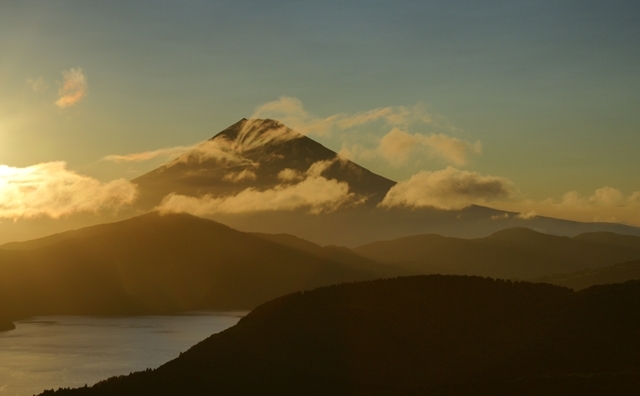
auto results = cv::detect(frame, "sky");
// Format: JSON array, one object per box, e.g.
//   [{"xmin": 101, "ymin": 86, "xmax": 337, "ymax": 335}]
[{"xmin": 1, "ymin": 0, "xmax": 639, "ymax": 230}]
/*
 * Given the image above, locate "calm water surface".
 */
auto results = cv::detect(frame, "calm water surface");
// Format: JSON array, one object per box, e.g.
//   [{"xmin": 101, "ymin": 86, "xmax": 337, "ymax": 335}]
[{"xmin": 0, "ymin": 312, "xmax": 244, "ymax": 396}]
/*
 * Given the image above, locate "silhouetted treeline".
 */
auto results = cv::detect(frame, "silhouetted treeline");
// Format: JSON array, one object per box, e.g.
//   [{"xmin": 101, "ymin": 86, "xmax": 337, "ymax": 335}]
[{"xmin": 38, "ymin": 275, "xmax": 640, "ymax": 395}]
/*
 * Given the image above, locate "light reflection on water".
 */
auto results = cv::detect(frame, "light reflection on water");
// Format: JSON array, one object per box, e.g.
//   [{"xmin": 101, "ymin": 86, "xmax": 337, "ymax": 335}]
[{"xmin": 0, "ymin": 312, "xmax": 244, "ymax": 396}]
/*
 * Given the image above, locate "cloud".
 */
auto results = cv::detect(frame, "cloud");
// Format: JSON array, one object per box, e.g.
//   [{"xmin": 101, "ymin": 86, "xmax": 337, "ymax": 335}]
[
  {"xmin": 251, "ymin": 96, "xmax": 438, "ymax": 137},
  {"xmin": 234, "ymin": 118, "xmax": 302, "ymax": 153},
  {"xmin": 0, "ymin": 162, "xmax": 137, "ymax": 220},
  {"xmin": 377, "ymin": 128, "xmax": 482, "ymax": 166},
  {"xmin": 26, "ymin": 76, "xmax": 48, "ymax": 92},
  {"xmin": 55, "ymin": 68, "xmax": 87, "ymax": 109},
  {"xmin": 491, "ymin": 213, "xmax": 510, "ymax": 220},
  {"xmin": 222, "ymin": 169, "xmax": 257, "ymax": 183},
  {"xmin": 380, "ymin": 166, "xmax": 517, "ymax": 210},
  {"xmin": 278, "ymin": 168, "xmax": 303, "ymax": 182},
  {"xmin": 516, "ymin": 211, "xmax": 537, "ymax": 220},
  {"xmin": 252, "ymin": 97, "xmax": 479, "ymax": 167},
  {"xmin": 157, "ymin": 160, "xmax": 361, "ymax": 215},
  {"xmin": 103, "ymin": 146, "xmax": 194, "ymax": 163},
  {"xmin": 104, "ymin": 139, "xmax": 258, "ymax": 170}
]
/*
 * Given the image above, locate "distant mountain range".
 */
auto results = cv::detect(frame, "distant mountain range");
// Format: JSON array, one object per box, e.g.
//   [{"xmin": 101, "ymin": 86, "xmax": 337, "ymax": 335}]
[
  {"xmin": 130, "ymin": 118, "xmax": 640, "ymax": 246},
  {"xmin": 39, "ymin": 276, "xmax": 640, "ymax": 395},
  {"xmin": 1, "ymin": 212, "xmax": 639, "ymax": 324},
  {"xmin": 353, "ymin": 227, "xmax": 640, "ymax": 278}
]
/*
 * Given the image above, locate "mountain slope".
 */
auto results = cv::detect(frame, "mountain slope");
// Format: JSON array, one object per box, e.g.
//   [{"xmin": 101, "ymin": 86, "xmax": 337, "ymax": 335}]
[
  {"xmin": 353, "ymin": 227, "xmax": 640, "ymax": 278},
  {"xmin": 40, "ymin": 276, "xmax": 640, "ymax": 396},
  {"xmin": 0, "ymin": 212, "xmax": 401, "ymax": 320}
]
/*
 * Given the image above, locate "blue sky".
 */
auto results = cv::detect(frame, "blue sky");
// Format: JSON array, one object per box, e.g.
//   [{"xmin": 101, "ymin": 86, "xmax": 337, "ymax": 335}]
[{"xmin": 1, "ymin": 0, "xmax": 639, "ymax": 227}]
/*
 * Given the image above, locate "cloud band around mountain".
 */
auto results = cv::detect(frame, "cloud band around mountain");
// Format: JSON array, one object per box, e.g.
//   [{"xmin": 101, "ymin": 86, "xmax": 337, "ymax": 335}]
[{"xmin": 157, "ymin": 160, "xmax": 361, "ymax": 215}]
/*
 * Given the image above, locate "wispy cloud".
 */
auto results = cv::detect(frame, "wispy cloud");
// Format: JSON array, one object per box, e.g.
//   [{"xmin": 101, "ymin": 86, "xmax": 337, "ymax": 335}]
[
  {"xmin": 252, "ymin": 97, "xmax": 480, "ymax": 167},
  {"xmin": 233, "ymin": 118, "xmax": 302, "ymax": 153},
  {"xmin": 55, "ymin": 68, "xmax": 87, "ymax": 109},
  {"xmin": 26, "ymin": 76, "xmax": 48, "ymax": 92},
  {"xmin": 104, "ymin": 139, "xmax": 258, "ymax": 170},
  {"xmin": 251, "ymin": 96, "xmax": 437, "ymax": 136},
  {"xmin": 157, "ymin": 160, "xmax": 362, "ymax": 215},
  {"xmin": 103, "ymin": 146, "xmax": 194, "ymax": 163},
  {"xmin": 0, "ymin": 162, "xmax": 137, "ymax": 220},
  {"xmin": 380, "ymin": 166, "xmax": 517, "ymax": 210},
  {"xmin": 222, "ymin": 169, "xmax": 257, "ymax": 183}
]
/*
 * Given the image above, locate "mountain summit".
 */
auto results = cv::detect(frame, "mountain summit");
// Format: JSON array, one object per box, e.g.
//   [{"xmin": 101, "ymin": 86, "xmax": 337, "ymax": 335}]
[{"xmin": 132, "ymin": 119, "xmax": 395, "ymax": 209}]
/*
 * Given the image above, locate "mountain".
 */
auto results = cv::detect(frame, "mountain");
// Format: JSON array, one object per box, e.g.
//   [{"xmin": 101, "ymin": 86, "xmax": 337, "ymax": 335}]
[
  {"xmin": 0, "ymin": 212, "xmax": 403, "ymax": 321},
  {"xmin": 132, "ymin": 118, "xmax": 396, "ymax": 209},
  {"xmin": 39, "ymin": 276, "xmax": 640, "ymax": 396},
  {"xmin": 129, "ymin": 118, "xmax": 640, "ymax": 246},
  {"xmin": 535, "ymin": 259, "xmax": 640, "ymax": 290},
  {"xmin": 353, "ymin": 227, "xmax": 640, "ymax": 278}
]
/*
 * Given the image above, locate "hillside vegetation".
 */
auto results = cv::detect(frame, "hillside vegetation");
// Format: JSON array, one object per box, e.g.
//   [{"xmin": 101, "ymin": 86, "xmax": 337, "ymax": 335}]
[{"xmin": 40, "ymin": 275, "xmax": 640, "ymax": 395}]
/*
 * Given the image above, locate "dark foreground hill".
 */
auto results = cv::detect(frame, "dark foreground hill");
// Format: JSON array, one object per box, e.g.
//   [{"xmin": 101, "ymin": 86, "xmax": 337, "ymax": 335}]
[
  {"xmin": 354, "ymin": 227, "xmax": 640, "ymax": 278},
  {"xmin": 0, "ymin": 212, "xmax": 401, "ymax": 321},
  {"xmin": 41, "ymin": 276, "xmax": 640, "ymax": 396}
]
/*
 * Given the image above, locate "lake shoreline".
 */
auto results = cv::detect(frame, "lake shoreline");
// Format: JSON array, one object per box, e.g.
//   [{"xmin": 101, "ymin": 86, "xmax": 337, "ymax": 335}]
[{"xmin": 0, "ymin": 312, "xmax": 241, "ymax": 396}]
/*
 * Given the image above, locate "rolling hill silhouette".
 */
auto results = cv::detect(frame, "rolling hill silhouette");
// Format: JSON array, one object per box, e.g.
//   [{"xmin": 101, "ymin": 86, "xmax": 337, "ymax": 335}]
[
  {"xmin": 39, "ymin": 276, "xmax": 640, "ymax": 395},
  {"xmin": 353, "ymin": 227, "xmax": 640, "ymax": 278},
  {"xmin": 128, "ymin": 119, "xmax": 640, "ymax": 246},
  {"xmin": 0, "ymin": 212, "xmax": 403, "ymax": 321}
]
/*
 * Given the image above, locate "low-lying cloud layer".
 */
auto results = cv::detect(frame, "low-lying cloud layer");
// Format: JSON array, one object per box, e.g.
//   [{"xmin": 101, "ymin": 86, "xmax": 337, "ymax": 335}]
[
  {"xmin": 55, "ymin": 68, "xmax": 88, "ymax": 109},
  {"xmin": 158, "ymin": 160, "xmax": 360, "ymax": 215},
  {"xmin": 0, "ymin": 162, "xmax": 137, "ymax": 220},
  {"xmin": 499, "ymin": 187, "xmax": 640, "ymax": 225},
  {"xmin": 380, "ymin": 166, "xmax": 517, "ymax": 210}
]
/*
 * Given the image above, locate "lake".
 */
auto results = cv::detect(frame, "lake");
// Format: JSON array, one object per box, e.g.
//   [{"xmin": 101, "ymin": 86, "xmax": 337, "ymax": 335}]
[{"xmin": 0, "ymin": 312, "xmax": 244, "ymax": 396}]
